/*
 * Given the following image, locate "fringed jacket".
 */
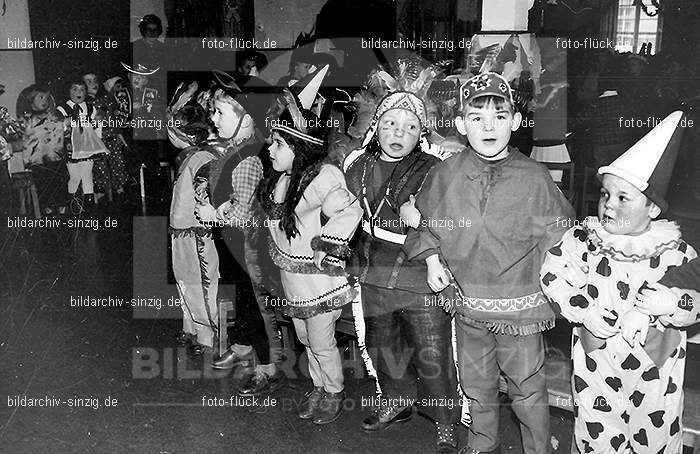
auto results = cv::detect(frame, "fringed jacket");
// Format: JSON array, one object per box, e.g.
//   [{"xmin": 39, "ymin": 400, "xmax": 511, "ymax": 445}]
[
  {"xmin": 169, "ymin": 138, "xmax": 232, "ymax": 238},
  {"xmin": 404, "ymin": 147, "xmax": 575, "ymax": 335},
  {"xmin": 344, "ymin": 147, "xmax": 439, "ymax": 297},
  {"xmin": 540, "ymin": 218, "xmax": 697, "ymax": 365},
  {"xmin": 266, "ymin": 163, "xmax": 362, "ymax": 319}
]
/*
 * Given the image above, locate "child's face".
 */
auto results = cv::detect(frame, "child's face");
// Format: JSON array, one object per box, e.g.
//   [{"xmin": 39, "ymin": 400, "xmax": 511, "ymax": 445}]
[
  {"xmin": 457, "ymin": 100, "xmax": 521, "ymax": 160},
  {"xmin": 598, "ymin": 174, "xmax": 660, "ymax": 235},
  {"xmin": 82, "ymin": 74, "xmax": 99, "ymax": 96},
  {"xmin": 269, "ymin": 131, "xmax": 295, "ymax": 173},
  {"xmin": 377, "ymin": 109, "xmax": 421, "ymax": 160},
  {"xmin": 130, "ymin": 74, "xmax": 149, "ymax": 90},
  {"xmin": 69, "ymin": 84, "xmax": 86, "ymax": 103},
  {"xmin": 211, "ymin": 99, "xmax": 244, "ymax": 139},
  {"xmin": 31, "ymin": 92, "xmax": 50, "ymax": 112}
]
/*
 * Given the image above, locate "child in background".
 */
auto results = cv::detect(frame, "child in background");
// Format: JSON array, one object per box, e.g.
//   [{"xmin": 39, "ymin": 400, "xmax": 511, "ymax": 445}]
[
  {"xmin": 344, "ymin": 88, "xmax": 461, "ymax": 452},
  {"xmin": 83, "ymin": 72, "xmax": 129, "ymax": 205},
  {"xmin": 405, "ymin": 72, "xmax": 574, "ymax": 454},
  {"xmin": 541, "ymin": 111, "xmax": 697, "ymax": 454},
  {"xmin": 16, "ymin": 85, "xmax": 67, "ymax": 215},
  {"xmin": 56, "ymin": 80, "xmax": 107, "ymax": 213},
  {"xmin": 258, "ymin": 90, "xmax": 362, "ymax": 425}
]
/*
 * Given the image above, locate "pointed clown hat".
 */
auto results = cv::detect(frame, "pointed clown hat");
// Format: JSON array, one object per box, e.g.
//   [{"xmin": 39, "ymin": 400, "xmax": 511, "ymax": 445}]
[{"xmin": 598, "ymin": 110, "xmax": 685, "ymax": 213}]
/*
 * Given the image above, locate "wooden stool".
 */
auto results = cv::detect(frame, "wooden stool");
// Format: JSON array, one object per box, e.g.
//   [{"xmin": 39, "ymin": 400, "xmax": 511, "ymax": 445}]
[{"xmin": 11, "ymin": 170, "xmax": 41, "ymax": 218}]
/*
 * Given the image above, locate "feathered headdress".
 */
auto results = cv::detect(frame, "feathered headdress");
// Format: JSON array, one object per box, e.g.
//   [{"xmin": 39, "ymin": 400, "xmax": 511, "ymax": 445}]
[{"xmin": 359, "ymin": 56, "xmax": 442, "ymax": 148}]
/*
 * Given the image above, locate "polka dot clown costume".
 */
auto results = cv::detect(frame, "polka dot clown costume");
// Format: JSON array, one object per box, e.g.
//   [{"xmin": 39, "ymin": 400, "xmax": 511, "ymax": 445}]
[{"xmin": 540, "ymin": 111, "xmax": 698, "ymax": 454}]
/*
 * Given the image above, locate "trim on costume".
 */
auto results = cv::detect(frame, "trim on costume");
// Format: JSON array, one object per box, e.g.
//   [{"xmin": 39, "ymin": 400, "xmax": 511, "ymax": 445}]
[
  {"xmin": 587, "ymin": 228, "xmax": 681, "ymax": 262},
  {"xmin": 272, "ymin": 124, "xmax": 324, "ymax": 146},
  {"xmin": 169, "ymin": 226, "xmax": 213, "ymax": 238},
  {"xmin": 451, "ymin": 318, "xmax": 472, "ymax": 427},
  {"xmin": 456, "ymin": 313, "xmax": 555, "ymax": 336},
  {"xmin": 310, "ymin": 235, "xmax": 353, "ymax": 259},
  {"xmin": 453, "ymin": 292, "xmax": 549, "ymax": 313},
  {"xmin": 269, "ymin": 242, "xmax": 347, "ymax": 276},
  {"xmin": 351, "ymin": 286, "xmax": 380, "ymax": 393},
  {"xmin": 362, "ymin": 220, "xmax": 407, "ymax": 244},
  {"xmin": 280, "ymin": 285, "xmax": 357, "ymax": 319}
]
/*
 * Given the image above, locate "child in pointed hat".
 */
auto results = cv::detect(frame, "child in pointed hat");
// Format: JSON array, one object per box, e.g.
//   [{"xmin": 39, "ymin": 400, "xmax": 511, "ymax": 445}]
[
  {"xmin": 257, "ymin": 82, "xmax": 362, "ymax": 425},
  {"xmin": 541, "ymin": 110, "xmax": 697, "ymax": 454}
]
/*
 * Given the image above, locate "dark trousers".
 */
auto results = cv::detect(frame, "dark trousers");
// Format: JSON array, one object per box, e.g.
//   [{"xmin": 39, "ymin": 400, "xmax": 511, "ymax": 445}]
[
  {"xmin": 221, "ymin": 229, "xmax": 282, "ymax": 365},
  {"xmin": 362, "ymin": 284, "xmax": 460, "ymax": 424},
  {"xmin": 455, "ymin": 316, "xmax": 551, "ymax": 454}
]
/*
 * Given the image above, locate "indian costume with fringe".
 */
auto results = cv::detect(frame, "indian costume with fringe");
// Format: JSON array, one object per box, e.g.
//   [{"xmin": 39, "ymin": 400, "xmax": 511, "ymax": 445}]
[
  {"xmin": 405, "ymin": 146, "xmax": 574, "ymax": 335},
  {"xmin": 263, "ymin": 162, "xmax": 362, "ymax": 319},
  {"xmin": 169, "ymin": 138, "xmax": 232, "ymax": 348}
]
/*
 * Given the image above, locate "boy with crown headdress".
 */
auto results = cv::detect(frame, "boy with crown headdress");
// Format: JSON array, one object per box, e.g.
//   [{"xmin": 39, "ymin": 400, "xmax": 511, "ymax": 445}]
[
  {"xmin": 405, "ymin": 72, "xmax": 575, "ymax": 454},
  {"xmin": 541, "ymin": 111, "xmax": 697, "ymax": 454},
  {"xmin": 344, "ymin": 58, "xmax": 461, "ymax": 453}
]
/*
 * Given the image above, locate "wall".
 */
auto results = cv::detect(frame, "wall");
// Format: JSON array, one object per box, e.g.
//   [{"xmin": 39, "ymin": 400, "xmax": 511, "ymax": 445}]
[{"xmin": 0, "ymin": 0, "xmax": 35, "ymax": 117}]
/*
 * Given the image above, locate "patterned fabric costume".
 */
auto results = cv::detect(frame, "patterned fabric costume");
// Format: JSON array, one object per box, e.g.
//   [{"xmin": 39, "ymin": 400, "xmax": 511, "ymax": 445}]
[
  {"xmin": 541, "ymin": 218, "xmax": 697, "ymax": 454},
  {"xmin": 90, "ymin": 94, "xmax": 129, "ymax": 195}
]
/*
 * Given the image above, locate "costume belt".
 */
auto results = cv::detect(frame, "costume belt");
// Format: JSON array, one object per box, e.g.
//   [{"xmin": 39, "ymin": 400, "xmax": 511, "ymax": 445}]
[{"xmin": 362, "ymin": 220, "xmax": 406, "ymax": 245}]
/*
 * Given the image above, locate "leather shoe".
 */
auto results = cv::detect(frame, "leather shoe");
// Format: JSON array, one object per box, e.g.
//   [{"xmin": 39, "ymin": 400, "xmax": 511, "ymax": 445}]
[
  {"xmin": 298, "ymin": 387, "xmax": 324, "ymax": 420},
  {"xmin": 238, "ymin": 369, "xmax": 286, "ymax": 396},
  {"xmin": 361, "ymin": 405, "xmax": 412, "ymax": 432},
  {"xmin": 211, "ymin": 347, "xmax": 254, "ymax": 370},
  {"xmin": 312, "ymin": 391, "xmax": 345, "ymax": 425}
]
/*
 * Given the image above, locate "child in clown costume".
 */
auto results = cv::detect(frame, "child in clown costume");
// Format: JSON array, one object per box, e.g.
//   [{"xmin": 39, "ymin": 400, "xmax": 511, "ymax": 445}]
[{"xmin": 540, "ymin": 111, "xmax": 697, "ymax": 454}]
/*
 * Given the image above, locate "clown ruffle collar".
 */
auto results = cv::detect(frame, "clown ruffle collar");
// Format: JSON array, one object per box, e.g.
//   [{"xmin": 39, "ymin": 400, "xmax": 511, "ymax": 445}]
[{"xmin": 584, "ymin": 216, "xmax": 681, "ymax": 262}]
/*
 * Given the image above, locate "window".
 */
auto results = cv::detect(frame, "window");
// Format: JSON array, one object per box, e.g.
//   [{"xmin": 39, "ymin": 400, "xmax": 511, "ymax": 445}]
[{"xmin": 615, "ymin": 0, "xmax": 661, "ymax": 54}]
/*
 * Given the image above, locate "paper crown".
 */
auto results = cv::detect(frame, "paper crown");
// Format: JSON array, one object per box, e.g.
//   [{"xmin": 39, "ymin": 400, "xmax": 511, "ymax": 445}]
[
  {"xmin": 459, "ymin": 72, "xmax": 514, "ymax": 111},
  {"xmin": 598, "ymin": 110, "xmax": 685, "ymax": 213}
]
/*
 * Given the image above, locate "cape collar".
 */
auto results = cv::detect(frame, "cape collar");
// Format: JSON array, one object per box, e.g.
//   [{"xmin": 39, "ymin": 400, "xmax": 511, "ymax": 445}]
[{"xmin": 585, "ymin": 216, "xmax": 682, "ymax": 261}]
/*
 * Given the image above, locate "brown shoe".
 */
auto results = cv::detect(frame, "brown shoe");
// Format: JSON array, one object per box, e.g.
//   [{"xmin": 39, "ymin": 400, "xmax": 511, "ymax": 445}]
[
  {"xmin": 312, "ymin": 391, "xmax": 345, "ymax": 425},
  {"xmin": 298, "ymin": 387, "xmax": 324, "ymax": 420}
]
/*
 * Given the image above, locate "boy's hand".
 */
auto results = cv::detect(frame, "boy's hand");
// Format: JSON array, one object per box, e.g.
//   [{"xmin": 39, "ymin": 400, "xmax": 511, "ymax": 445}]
[
  {"xmin": 582, "ymin": 305, "xmax": 619, "ymax": 339},
  {"xmin": 399, "ymin": 195, "xmax": 421, "ymax": 229},
  {"xmin": 426, "ymin": 255, "xmax": 450, "ymax": 293},
  {"xmin": 620, "ymin": 308, "xmax": 651, "ymax": 347},
  {"xmin": 636, "ymin": 282, "xmax": 678, "ymax": 317},
  {"xmin": 194, "ymin": 203, "xmax": 217, "ymax": 223}
]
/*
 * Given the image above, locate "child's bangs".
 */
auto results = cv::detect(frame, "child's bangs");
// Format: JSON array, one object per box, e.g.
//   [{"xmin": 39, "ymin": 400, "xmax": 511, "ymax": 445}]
[{"xmin": 466, "ymin": 95, "xmax": 514, "ymax": 113}]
